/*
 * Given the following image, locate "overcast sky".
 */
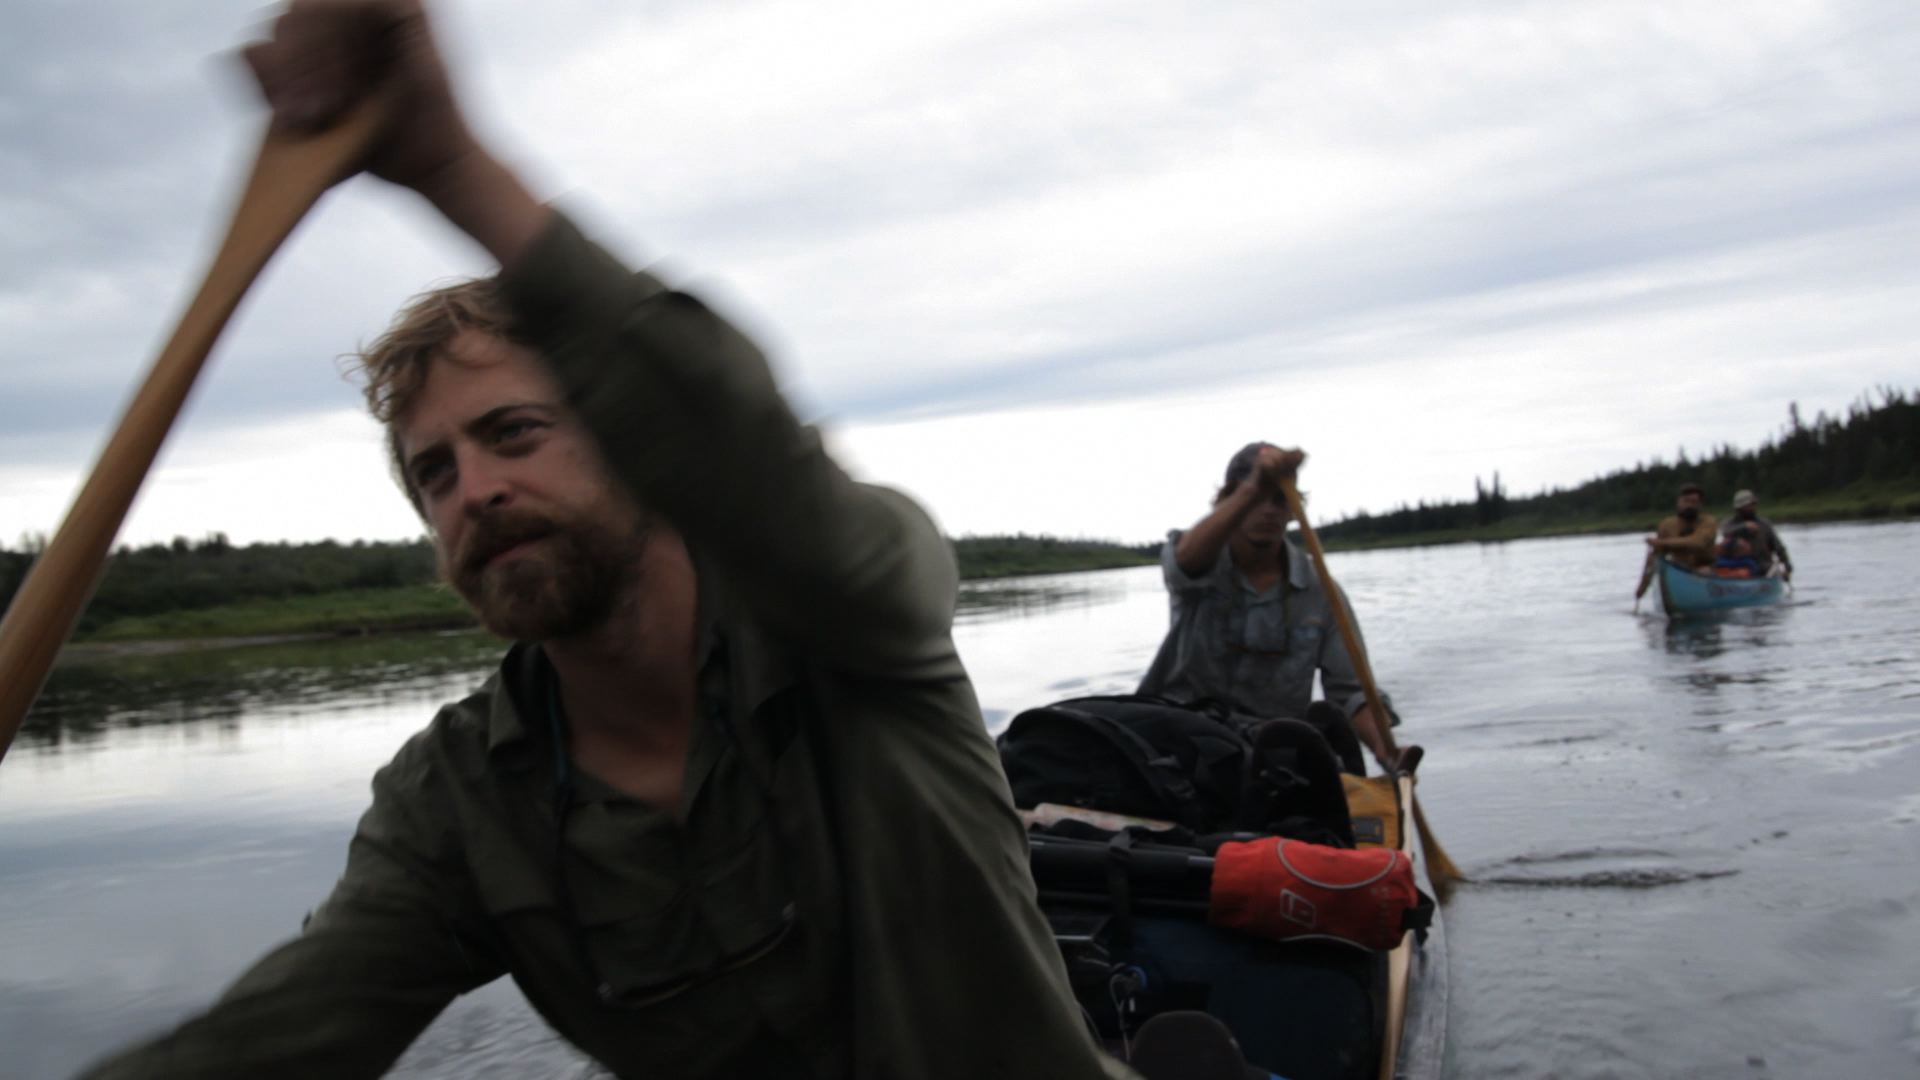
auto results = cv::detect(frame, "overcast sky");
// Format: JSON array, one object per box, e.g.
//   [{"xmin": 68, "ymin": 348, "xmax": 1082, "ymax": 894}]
[{"xmin": 3, "ymin": 0, "xmax": 1917, "ymax": 548}]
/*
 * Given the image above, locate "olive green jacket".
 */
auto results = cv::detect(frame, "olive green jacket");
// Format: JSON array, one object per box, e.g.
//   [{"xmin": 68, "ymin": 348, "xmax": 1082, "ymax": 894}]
[{"xmin": 81, "ymin": 214, "xmax": 1130, "ymax": 1079}]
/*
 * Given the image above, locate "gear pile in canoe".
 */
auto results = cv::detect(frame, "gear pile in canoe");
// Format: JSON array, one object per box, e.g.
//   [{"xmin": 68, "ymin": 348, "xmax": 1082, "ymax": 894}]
[{"xmin": 997, "ymin": 694, "xmax": 1448, "ymax": 1080}]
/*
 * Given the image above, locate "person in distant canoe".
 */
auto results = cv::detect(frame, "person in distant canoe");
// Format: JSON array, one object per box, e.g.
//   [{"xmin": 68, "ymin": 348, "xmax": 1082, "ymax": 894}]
[
  {"xmin": 77, "ymin": 3, "xmax": 1128, "ymax": 1079},
  {"xmin": 1647, "ymin": 482, "xmax": 1719, "ymax": 570},
  {"xmin": 1712, "ymin": 528, "xmax": 1763, "ymax": 577},
  {"xmin": 1138, "ymin": 442, "xmax": 1410, "ymax": 775},
  {"xmin": 1721, "ymin": 489, "xmax": 1793, "ymax": 580}
]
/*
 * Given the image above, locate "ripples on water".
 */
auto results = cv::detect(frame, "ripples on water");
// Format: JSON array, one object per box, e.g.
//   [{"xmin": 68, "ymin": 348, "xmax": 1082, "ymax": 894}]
[{"xmin": 2, "ymin": 522, "xmax": 1916, "ymax": 1078}]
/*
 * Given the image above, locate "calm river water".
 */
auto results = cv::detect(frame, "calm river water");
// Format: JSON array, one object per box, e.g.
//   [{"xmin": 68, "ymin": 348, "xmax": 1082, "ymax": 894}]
[{"xmin": 4, "ymin": 522, "xmax": 1918, "ymax": 1079}]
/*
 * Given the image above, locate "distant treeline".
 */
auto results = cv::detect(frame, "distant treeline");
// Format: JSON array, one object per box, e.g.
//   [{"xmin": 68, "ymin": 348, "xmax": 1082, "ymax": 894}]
[
  {"xmin": 950, "ymin": 534, "xmax": 1157, "ymax": 579},
  {"xmin": 10, "ymin": 387, "xmax": 1912, "ymax": 635},
  {"xmin": 0, "ymin": 535, "xmax": 441, "ymax": 636},
  {"xmin": 0, "ymin": 531, "xmax": 1156, "ymax": 636},
  {"xmin": 1319, "ymin": 387, "xmax": 1920, "ymax": 543}
]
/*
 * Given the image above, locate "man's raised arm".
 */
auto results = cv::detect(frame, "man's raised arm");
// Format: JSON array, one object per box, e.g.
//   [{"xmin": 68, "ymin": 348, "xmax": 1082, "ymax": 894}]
[
  {"xmin": 244, "ymin": 0, "xmax": 956, "ymax": 678},
  {"xmin": 1173, "ymin": 445, "xmax": 1304, "ymax": 577}
]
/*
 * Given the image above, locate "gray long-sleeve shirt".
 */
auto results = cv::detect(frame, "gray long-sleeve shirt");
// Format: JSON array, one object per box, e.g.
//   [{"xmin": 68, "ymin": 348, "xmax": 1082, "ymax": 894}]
[{"xmin": 1137, "ymin": 531, "xmax": 1372, "ymax": 723}]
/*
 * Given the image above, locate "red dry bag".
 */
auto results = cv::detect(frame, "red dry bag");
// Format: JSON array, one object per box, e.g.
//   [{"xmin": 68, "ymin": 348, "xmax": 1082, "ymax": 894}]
[{"xmin": 1208, "ymin": 837, "xmax": 1431, "ymax": 951}]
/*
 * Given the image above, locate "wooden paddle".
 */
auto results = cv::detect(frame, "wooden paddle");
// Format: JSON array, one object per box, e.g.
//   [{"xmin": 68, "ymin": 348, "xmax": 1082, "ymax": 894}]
[
  {"xmin": 1634, "ymin": 549, "xmax": 1658, "ymax": 611},
  {"xmin": 0, "ymin": 100, "xmax": 387, "ymax": 763},
  {"xmin": 1276, "ymin": 474, "xmax": 1465, "ymax": 890}
]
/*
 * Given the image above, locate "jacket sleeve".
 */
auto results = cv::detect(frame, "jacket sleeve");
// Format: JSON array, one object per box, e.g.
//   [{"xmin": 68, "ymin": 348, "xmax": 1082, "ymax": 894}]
[
  {"xmin": 1764, "ymin": 521, "xmax": 1791, "ymax": 566},
  {"xmin": 76, "ymin": 738, "xmax": 503, "ymax": 1080},
  {"xmin": 496, "ymin": 214, "xmax": 959, "ymax": 681},
  {"xmin": 1160, "ymin": 529, "xmax": 1210, "ymax": 598}
]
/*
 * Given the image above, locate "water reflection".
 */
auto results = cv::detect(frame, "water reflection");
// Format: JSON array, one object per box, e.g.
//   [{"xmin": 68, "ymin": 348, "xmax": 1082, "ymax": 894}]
[
  {"xmin": 6, "ymin": 524, "xmax": 1920, "ymax": 1079},
  {"xmin": 955, "ymin": 574, "xmax": 1130, "ymax": 623},
  {"xmin": 1640, "ymin": 605, "xmax": 1793, "ymax": 662},
  {"xmin": 1657, "ymin": 617, "xmax": 1725, "ymax": 659},
  {"xmin": 22, "ymin": 632, "xmax": 503, "ymax": 751}
]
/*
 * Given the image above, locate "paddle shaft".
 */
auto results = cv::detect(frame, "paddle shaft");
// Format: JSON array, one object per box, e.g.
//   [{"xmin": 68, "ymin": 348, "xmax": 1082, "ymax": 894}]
[
  {"xmin": 1277, "ymin": 475, "xmax": 1465, "ymax": 889},
  {"xmin": 0, "ymin": 105, "xmax": 384, "ymax": 762},
  {"xmin": 1275, "ymin": 477, "xmax": 1392, "ymax": 747}
]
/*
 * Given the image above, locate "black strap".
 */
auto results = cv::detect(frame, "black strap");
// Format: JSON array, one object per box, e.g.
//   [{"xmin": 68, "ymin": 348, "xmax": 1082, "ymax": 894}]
[
  {"xmin": 1403, "ymin": 890, "xmax": 1436, "ymax": 943},
  {"xmin": 1105, "ymin": 830, "xmax": 1137, "ymax": 948},
  {"xmin": 1054, "ymin": 705, "xmax": 1201, "ymax": 809}
]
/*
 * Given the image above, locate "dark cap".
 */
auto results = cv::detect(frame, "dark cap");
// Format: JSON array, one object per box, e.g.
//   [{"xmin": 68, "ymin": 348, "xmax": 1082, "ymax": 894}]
[
  {"xmin": 1678, "ymin": 482, "xmax": 1704, "ymax": 498},
  {"xmin": 1224, "ymin": 442, "xmax": 1279, "ymax": 490}
]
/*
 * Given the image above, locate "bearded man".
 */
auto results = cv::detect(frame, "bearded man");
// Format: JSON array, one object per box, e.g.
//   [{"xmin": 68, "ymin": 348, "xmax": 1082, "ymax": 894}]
[
  {"xmin": 79, "ymin": 2, "xmax": 1128, "ymax": 1078},
  {"xmin": 1648, "ymin": 482, "xmax": 1719, "ymax": 570}
]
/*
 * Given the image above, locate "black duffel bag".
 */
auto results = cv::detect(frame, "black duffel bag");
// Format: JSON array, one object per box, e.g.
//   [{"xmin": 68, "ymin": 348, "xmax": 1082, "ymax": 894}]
[{"xmin": 996, "ymin": 694, "xmax": 1353, "ymax": 845}]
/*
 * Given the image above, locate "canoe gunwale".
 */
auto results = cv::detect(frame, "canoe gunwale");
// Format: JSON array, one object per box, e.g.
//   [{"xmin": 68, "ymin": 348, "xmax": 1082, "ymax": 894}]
[{"xmin": 1385, "ymin": 776, "xmax": 1448, "ymax": 1080}]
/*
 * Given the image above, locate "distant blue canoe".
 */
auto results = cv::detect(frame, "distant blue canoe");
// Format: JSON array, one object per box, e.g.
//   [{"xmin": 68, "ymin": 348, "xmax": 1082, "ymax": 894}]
[{"xmin": 1657, "ymin": 558, "xmax": 1787, "ymax": 616}]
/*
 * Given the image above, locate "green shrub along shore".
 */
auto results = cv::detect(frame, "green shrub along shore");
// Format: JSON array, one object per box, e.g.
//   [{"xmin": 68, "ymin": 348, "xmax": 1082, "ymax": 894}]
[
  {"xmin": 76, "ymin": 584, "xmax": 475, "ymax": 643},
  {"xmin": 5, "ymin": 388, "xmax": 1914, "ymax": 645},
  {"xmin": 6, "ymin": 537, "xmax": 1164, "ymax": 645}
]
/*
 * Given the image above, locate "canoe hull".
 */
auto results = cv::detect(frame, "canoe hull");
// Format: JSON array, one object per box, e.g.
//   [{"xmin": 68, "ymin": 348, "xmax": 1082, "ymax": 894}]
[{"xmin": 1657, "ymin": 558, "xmax": 1786, "ymax": 616}]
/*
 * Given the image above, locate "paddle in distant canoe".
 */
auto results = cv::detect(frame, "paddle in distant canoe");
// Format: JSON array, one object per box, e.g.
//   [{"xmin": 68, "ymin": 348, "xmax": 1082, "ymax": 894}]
[{"xmin": 1657, "ymin": 558, "xmax": 1787, "ymax": 617}]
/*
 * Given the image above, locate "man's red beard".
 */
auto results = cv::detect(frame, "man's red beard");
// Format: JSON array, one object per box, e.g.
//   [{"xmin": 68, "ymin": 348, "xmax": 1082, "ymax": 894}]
[{"xmin": 445, "ymin": 505, "xmax": 650, "ymax": 641}]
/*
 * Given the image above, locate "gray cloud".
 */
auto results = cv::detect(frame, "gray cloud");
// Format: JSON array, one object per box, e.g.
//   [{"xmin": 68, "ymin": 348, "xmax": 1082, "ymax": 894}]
[{"xmin": 4, "ymin": 0, "xmax": 1917, "ymax": 530}]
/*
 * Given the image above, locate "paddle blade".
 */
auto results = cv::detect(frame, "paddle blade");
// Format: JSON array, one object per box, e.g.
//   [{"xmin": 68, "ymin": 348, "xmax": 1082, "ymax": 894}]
[{"xmin": 1412, "ymin": 796, "xmax": 1464, "ymax": 896}]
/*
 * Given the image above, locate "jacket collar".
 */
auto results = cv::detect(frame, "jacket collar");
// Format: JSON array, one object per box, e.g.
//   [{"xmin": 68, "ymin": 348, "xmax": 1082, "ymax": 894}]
[
  {"xmin": 483, "ymin": 551, "xmax": 800, "ymax": 769},
  {"xmin": 1219, "ymin": 535, "xmax": 1314, "ymax": 593},
  {"xmin": 1283, "ymin": 536, "xmax": 1313, "ymax": 591}
]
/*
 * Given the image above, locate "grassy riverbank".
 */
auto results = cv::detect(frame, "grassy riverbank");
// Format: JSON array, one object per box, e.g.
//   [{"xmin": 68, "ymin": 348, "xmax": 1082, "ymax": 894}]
[
  {"xmin": 68, "ymin": 538, "xmax": 1157, "ymax": 644},
  {"xmin": 61, "ymin": 492, "xmax": 1916, "ymax": 644},
  {"xmin": 79, "ymin": 584, "xmax": 476, "ymax": 642},
  {"xmin": 951, "ymin": 534, "xmax": 1157, "ymax": 578},
  {"xmin": 39, "ymin": 482, "xmax": 1918, "ymax": 644}
]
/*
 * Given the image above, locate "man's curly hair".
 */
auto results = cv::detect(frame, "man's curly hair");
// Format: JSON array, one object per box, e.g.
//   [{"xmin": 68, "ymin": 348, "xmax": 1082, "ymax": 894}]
[{"xmin": 350, "ymin": 277, "xmax": 518, "ymax": 514}]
